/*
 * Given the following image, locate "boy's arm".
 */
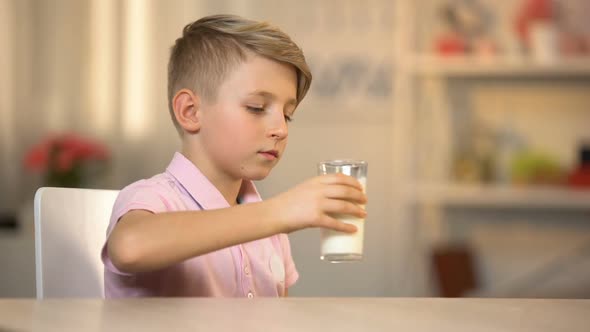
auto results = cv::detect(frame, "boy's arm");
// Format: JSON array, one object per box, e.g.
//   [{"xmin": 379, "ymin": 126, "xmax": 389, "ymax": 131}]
[
  {"xmin": 109, "ymin": 200, "xmax": 280, "ymax": 273},
  {"xmin": 108, "ymin": 173, "xmax": 367, "ymax": 274}
]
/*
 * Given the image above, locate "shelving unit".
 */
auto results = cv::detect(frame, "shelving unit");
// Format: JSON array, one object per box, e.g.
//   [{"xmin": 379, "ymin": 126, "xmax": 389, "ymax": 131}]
[
  {"xmin": 391, "ymin": 0, "xmax": 590, "ymax": 297},
  {"xmin": 407, "ymin": 184, "xmax": 590, "ymax": 209},
  {"xmin": 408, "ymin": 56, "xmax": 590, "ymax": 77}
]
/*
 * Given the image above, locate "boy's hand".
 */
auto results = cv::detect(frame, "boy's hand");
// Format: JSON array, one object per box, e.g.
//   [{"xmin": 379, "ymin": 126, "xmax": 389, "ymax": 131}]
[{"xmin": 269, "ymin": 173, "xmax": 367, "ymax": 234}]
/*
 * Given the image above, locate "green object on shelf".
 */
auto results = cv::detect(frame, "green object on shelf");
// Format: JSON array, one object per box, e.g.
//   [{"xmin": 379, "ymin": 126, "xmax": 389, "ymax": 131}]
[{"xmin": 511, "ymin": 151, "xmax": 563, "ymax": 185}]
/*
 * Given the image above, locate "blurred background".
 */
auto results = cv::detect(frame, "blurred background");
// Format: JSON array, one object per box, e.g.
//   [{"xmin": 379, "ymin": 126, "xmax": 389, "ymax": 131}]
[{"xmin": 1, "ymin": 0, "xmax": 589, "ymax": 298}]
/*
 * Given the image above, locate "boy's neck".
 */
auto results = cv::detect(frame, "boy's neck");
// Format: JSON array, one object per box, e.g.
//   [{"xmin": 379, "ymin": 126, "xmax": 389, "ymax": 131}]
[{"xmin": 181, "ymin": 147, "xmax": 242, "ymax": 207}]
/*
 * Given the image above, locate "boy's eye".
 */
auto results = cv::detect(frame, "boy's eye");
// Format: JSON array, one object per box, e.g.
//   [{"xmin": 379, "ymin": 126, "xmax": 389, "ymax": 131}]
[
  {"xmin": 246, "ymin": 106, "xmax": 265, "ymax": 113},
  {"xmin": 246, "ymin": 105, "xmax": 293, "ymax": 122}
]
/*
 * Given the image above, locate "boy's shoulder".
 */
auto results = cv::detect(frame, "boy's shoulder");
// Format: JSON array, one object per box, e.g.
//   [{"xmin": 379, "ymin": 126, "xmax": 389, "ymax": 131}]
[
  {"xmin": 114, "ymin": 172, "xmax": 183, "ymax": 210},
  {"xmin": 120, "ymin": 172, "xmax": 176, "ymax": 195}
]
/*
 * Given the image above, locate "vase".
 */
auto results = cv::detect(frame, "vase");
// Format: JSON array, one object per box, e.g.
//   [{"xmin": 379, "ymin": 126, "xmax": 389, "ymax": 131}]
[
  {"xmin": 45, "ymin": 165, "xmax": 83, "ymax": 188},
  {"xmin": 530, "ymin": 21, "xmax": 558, "ymax": 63}
]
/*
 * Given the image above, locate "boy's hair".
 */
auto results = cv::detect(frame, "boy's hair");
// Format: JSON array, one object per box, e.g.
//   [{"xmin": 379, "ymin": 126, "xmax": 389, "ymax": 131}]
[{"xmin": 168, "ymin": 14, "xmax": 312, "ymax": 132}]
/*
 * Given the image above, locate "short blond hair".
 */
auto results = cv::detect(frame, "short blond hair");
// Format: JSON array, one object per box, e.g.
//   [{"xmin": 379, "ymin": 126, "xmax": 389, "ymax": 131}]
[{"xmin": 168, "ymin": 14, "xmax": 312, "ymax": 131}]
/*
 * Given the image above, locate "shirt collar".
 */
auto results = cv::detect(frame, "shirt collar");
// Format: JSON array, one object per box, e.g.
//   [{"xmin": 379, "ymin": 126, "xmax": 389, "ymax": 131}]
[{"xmin": 165, "ymin": 152, "xmax": 261, "ymax": 209}]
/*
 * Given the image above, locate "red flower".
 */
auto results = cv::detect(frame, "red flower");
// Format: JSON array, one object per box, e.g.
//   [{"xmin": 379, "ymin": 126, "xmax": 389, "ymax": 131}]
[
  {"xmin": 23, "ymin": 133, "xmax": 110, "ymax": 176},
  {"xmin": 24, "ymin": 138, "xmax": 54, "ymax": 172},
  {"xmin": 515, "ymin": 0, "xmax": 557, "ymax": 44},
  {"xmin": 55, "ymin": 148, "xmax": 76, "ymax": 173}
]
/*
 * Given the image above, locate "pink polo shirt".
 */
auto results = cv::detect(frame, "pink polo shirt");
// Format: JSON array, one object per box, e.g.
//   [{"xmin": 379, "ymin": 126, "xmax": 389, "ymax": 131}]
[{"xmin": 101, "ymin": 152, "xmax": 298, "ymax": 298}]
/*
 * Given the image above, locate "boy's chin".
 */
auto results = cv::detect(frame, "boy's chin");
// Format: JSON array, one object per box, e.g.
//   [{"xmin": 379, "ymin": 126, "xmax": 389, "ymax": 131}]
[
  {"xmin": 241, "ymin": 168, "xmax": 273, "ymax": 181},
  {"xmin": 244, "ymin": 172, "xmax": 270, "ymax": 181}
]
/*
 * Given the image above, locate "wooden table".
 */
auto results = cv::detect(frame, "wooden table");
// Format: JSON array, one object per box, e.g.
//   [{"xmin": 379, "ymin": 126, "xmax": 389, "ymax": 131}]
[{"xmin": 0, "ymin": 298, "xmax": 588, "ymax": 331}]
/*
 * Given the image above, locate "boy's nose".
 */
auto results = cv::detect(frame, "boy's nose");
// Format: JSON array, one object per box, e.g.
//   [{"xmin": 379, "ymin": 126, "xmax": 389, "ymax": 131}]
[{"xmin": 267, "ymin": 117, "xmax": 288, "ymax": 140}]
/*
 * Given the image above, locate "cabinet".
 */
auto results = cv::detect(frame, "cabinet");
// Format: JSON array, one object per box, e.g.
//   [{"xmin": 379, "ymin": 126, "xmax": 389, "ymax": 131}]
[{"xmin": 391, "ymin": 0, "xmax": 590, "ymax": 297}]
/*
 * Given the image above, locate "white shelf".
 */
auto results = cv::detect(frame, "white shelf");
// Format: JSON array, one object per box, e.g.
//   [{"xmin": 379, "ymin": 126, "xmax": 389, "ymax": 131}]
[
  {"xmin": 407, "ymin": 184, "xmax": 590, "ymax": 209},
  {"xmin": 407, "ymin": 55, "xmax": 590, "ymax": 77}
]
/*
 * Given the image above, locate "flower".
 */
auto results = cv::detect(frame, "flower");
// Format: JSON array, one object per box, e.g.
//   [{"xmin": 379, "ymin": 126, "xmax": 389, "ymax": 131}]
[
  {"xmin": 515, "ymin": 0, "xmax": 557, "ymax": 45},
  {"xmin": 24, "ymin": 133, "xmax": 110, "ymax": 188}
]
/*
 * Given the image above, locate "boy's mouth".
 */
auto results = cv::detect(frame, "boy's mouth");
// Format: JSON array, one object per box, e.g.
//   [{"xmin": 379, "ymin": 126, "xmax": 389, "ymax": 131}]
[{"xmin": 259, "ymin": 149, "xmax": 279, "ymax": 160}]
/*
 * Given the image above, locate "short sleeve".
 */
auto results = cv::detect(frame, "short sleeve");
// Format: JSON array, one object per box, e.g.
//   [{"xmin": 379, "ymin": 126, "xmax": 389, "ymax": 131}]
[
  {"xmin": 278, "ymin": 234, "xmax": 299, "ymax": 288},
  {"xmin": 101, "ymin": 181, "xmax": 172, "ymax": 276}
]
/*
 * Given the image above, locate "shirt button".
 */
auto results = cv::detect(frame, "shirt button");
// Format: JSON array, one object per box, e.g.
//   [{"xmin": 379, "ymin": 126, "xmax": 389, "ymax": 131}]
[
  {"xmin": 244, "ymin": 266, "xmax": 250, "ymax": 275},
  {"xmin": 247, "ymin": 292, "xmax": 254, "ymax": 299}
]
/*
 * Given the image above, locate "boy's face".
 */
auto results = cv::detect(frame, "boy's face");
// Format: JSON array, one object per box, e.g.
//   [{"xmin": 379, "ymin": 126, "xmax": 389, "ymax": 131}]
[{"xmin": 198, "ymin": 54, "xmax": 298, "ymax": 182}]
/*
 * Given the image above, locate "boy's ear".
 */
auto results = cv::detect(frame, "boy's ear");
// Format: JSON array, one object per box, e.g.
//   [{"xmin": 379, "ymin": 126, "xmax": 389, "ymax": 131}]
[{"xmin": 173, "ymin": 89, "xmax": 201, "ymax": 133}]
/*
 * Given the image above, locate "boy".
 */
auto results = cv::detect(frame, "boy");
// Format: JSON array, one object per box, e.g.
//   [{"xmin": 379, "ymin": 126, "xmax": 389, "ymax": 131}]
[{"xmin": 102, "ymin": 14, "xmax": 367, "ymax": 298}]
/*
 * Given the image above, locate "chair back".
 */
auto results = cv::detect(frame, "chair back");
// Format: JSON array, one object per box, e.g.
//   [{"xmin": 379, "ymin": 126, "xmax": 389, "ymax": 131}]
[{"xmin": 34, "ymin": 187, "xmax": 118, "ymax": 298}]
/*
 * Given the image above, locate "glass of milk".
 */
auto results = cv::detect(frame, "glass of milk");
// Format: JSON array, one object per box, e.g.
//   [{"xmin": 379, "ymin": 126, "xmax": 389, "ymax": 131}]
[{"xmin": 318, "ymin": 160, "xmax": 367, "ymax": 263}]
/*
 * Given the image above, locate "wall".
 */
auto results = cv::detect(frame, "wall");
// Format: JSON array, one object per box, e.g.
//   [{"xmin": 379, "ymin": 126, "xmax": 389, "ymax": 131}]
[{"xmin": 0, "ymin": 0, "xmax": 398, "ymax": 298}]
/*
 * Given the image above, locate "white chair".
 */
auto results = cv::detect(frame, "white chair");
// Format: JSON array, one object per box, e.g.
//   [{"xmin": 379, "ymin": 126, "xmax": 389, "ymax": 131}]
[{"xmin": 34, "ymin": 187, "xmax": 119, "ymax": 298}]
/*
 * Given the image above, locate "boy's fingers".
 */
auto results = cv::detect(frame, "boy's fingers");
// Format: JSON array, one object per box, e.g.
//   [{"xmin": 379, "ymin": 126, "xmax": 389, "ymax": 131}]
[
  {"xmin": 318, "ymin": 173, "xmax": 364, "ymax": 190},
  {"xmin": 322, "ymin": 200, "xmax": 367, "ymax": 218},
  {"xmin": 321, "ymin": 215, "xmax": 358, "ymax": 233},
  {"xmin": 322, "ymin": 185, "xmax": 367, "ymax": 203}
]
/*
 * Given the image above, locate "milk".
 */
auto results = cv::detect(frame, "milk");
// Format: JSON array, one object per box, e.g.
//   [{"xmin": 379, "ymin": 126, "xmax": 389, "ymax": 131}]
[{"xmin": 320, "ymin": 177, "xmax": 366, "ymax": 262}]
